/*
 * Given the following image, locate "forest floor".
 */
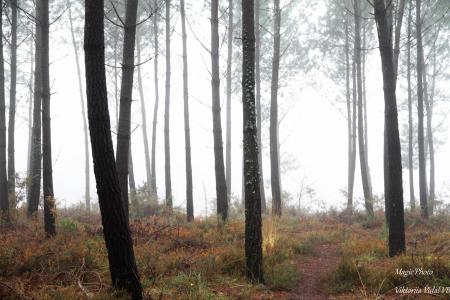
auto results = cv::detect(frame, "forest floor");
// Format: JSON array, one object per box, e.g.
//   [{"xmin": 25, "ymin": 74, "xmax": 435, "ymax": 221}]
[{"xmin": 1, "ymin": 207, "xmax": 450, "ymax": 299}]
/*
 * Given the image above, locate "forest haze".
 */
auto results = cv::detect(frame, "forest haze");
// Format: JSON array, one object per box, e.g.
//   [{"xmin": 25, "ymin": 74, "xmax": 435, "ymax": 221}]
[{"xmin": 0, "ymin": 0, "xmax": 450, "ymax": 299}]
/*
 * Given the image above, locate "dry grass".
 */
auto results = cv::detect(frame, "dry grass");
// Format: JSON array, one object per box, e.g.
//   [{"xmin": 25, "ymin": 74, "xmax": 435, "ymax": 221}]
[{"xmin": 0, "ymin": 208, "xmax": 449, "ymax": 299}]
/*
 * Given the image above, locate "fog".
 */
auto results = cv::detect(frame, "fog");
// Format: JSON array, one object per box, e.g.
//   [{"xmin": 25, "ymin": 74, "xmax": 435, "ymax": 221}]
[{"xmin": 9, "ymin": 0, "xmax": 450, "ymax": 215}]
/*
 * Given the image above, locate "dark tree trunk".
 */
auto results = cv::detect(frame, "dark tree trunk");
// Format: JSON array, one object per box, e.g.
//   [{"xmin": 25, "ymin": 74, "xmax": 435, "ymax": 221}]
[
  {"xmin": 415, "ymin": 0, "xmax": 428, "ymax": 219},
  {"xmin": 180, "ymin": 0, "xmax": 194, "ymax": 222},
  {"xmin": 242, "ymin": 0, "xmax": 263, "ymax": 283},
  {"xmin": 373, "ymin": 0, "xmax": 406, "ymax": 257},
  {"xmin": 0, "ymin": 0, "xmax": 8, "ymax": 219},
  {"xmin": 151, "ymin": 0, "xmax": 159, "ymax": 197},
  {"xmin": 84, "ymin": 2, "xmax": 142, "ymax": 298},
  {"xmin": 270, "ymin": 0, "xmax": 282, "ymax": 217},
  {"xmin": 27, "ymin": 1, "xmax": 42, "ymax": 217},
  {"xmin": 128, "ymin": 142, "xmax": 137, "ymax": 216},
  {"xmin": 113, "ymin": 26, "xmax": 119, "ymax": 126},
  {"xmin": 393, "ymin": 0, "xmax": 406, "ymax": 84},
  {"xmin": 116, "ymin": 0, "xmax": 139, "ymax": 220},
  {"xmin": 164, "ymin": 0, "xmax": 172, "ymax": 208},
  {"xmin": 255, "ymin": 0, "xmax": 266, "ymax": 213},
  {"xmin": 407, "ymin": 2, "xmax": 415, "ymax": 211},
  {"xmin": 354, "ymin": 0, "xmax": 374, "ymax": 218},
  {"xmin": 225, "ymin": 0, "xmax": 232, "ymax": 206},
  {"xmin": 211, "ymin": 0, "xmax": 228, "ymax": 222},
  {"xmin": 345, "ymin": 16, "xmax": 355, "ymax": 214},
  {"xmin": 136, "ymin": 39, "xmax": 152, "ymax": 191},
  {"xmin": 8, "ymin": 0, "xmax": 18, "ymax": 208},
  {"xmin": 26, "ymin": 27, "xmax": 34, "ymax": 199},
  {"xmin": 41, "ymin": 0, "xmax": 56, "ymax": 236},
  {"xmin": 69, "ymin": 6, "xmax": 90, "ymax": 212}
]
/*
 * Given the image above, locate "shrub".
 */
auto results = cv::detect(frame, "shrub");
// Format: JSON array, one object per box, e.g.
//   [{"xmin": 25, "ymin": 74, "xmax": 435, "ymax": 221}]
[{"xmin": 266, "ymin": 261, "xmax": 299, "ymax": 290}]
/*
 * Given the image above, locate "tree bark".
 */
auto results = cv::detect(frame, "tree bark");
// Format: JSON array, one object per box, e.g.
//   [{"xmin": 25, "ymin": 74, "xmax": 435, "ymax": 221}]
[
  {"xmin": 225, "ymin": 0, "xmax": 232, "ymax": 206},
  {"xmin": 180, "ymin": 0, "xmax": 193, "ymax": 221},
  {"xmin": 128, "ymin": 142, "xmax": 137, "ymax": 216},
  {"xmin": 27, "ymin": 1, "xmax": 42, "ymax": 217},
  {"xmin": 116, "ymin": 0, "xmax": 139, "ymax": 219},
  {"xmin": 362, "ymin": 18, "xmax": 373, "ymax": 199},
  {"xmin": 136, "ymin": 38, "xmax": 152, "ymax": 191},
  {"xmin": 211, "ymin": 0, "xmax": 228, "ymax": 222},
  {"xmin": 345, "ymin": 16, "xmax": 355, "ymax": 214},
  {"xmin": 151, "ymin": 0, "xmax": 159, "ymax": 197},
  {"xmin": 255, "ymin": 0, "xmax": 266, "ymax": 213},
  {"xmin": 84, "ymin": 2, "xmax": 142, "ymax": 297},
  {"xmin": 164, "ymin": 0, "xmax": 172, "ymax": 208},
  {"xmin": 354, "ymin": 0, "xmax": 374, "ymax": 218},
  {"xmin": 393, "ymin": 0, "xmax": 406, "ymax": 84},
  {"xmin": 26, "ymin": 26, "xmax": 34, "ymax": 199},
  {"xmin": 270, "ymin": 0, "xmax": 282, "ymax": 217},
  {"xmin": 373, "ymin": 0, "xmax": 406, "ymax": 257},
  {"xmin": 0, "ymin": 0, "xmax": 9, "ymax": 219},
  {"xmin": 422, "ymin": 46, "xmax": 434, "ymax": 216},
  {"xmin": 242, "ymin": 0, "xmax": 264, "ymax": 283},
  {"xmin": 40, "ymin": 0, "xmax": 56, "ymax": 236},
  {"xmin": 427, "ymin": 44, "xmax": 437, "ymax": 215},
  {"xmin": 69, "ymin": 6, "xmax": 90, "ymax": 212},
  {"xmin": 113, "ymin": 26, "xmax": 119, "ymax": 127},
  {"xmin": 407, "ymin": 2, "xmax": 415, "ymax": 211},
  {"xmin": 415, "ymin": 0, "xmax": 428, "ymax": 219},
  {"xmin": 8, "ymin": 0, "xmax": 18, "ymax": 209}
]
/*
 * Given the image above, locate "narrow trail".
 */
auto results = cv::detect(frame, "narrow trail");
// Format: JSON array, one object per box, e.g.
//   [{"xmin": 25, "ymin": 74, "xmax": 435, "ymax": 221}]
[{"xmin": 292, "ymin": 243, "xmax": 340, "ymax": 300}]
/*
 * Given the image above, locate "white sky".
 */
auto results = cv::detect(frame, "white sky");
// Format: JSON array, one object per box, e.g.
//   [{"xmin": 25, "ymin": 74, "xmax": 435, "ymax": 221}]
[{"xmin": 11, "ymin": 1, "xmax": 450, "ymax": 216}]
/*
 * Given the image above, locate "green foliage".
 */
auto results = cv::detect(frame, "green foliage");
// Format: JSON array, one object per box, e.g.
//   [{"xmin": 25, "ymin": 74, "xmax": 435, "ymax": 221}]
[{"xmin": 59, "ymin": 218, "xmax": 78, "ymax": 233}]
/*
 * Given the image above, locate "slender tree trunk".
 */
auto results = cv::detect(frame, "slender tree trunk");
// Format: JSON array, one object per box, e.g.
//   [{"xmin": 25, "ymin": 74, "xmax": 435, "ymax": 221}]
[
  {"xmin": 27, "ymin": 2, "xmax": 42, "ymax": 217},
  {"xmin": 164, "ymin": 0, "xmax": 172, "ymax": 208},
  {"xmin": 26, "ymin": 27, "xmax": 34, "ymax": 198},
  {"xmin": 136, "ymin": 39, "xmax": 152, "ymax": 191},
  {"xmin": 427, "ymin": 45, "xmax": 437, "ymax": 215},
  {"xmin": 113, "ymin": 27, "xmax": 119, "ymax": 127},
  {"xmin": 255, "ymin": 0, "xmax": 266, "ymax": 213},
  {"xmin": 407, "ymin": 2, "xmax": 415, "ymax": 211},
  {"xmin": 242, "ymin": 0, "xmax": 263, "ymax": 283},
  {"xmin": 39, "ymin": 0, "xmax": 56, "ymax": 235},
  {"xmin": 116, "ymin": 0, "xmax": 139, "ymax": 219},
  {"xmin": 270, "ymin": 0, "xmax": 282, "ymax": 217},
  {"xmin": 362, "ymin": 19, "xmax": 373, "ymax": 197},
  {"xmin": 415, "ymin": 0, "xmax": 428, "ymax": 219},
  {"xmin": 151, "ymin": 0, "xmax": 159, "ymax": 197},
  {"xmin": 354, "ymin": 0, "xmax": 374, "ymax": 218},
  {"xmin": 8, "ymin": 0, "xmax": 18, "ymax": 209},
  {"xmin": 211, "ymin": 0, "xmax": 228, "ymax": 222},
  {"xmin": 422, "ymin": 46, "xmax": 434, "ymax": 216},
  {"xmin": 225, "ymin": 0, "xmax": 232, "ymax": 206},
  {"xmin": 350, "ymin": 56, "xmax": 357, "ymax": 216},
  {"xmin": 241, "ymin": 147, "xmax": 245, "ymax": 205},
  {"xmin": 128, "ymin": 142, "xmax": 137, "ymax": 216},
  {"xmin": 180, "ymin": 0, "xmax": 193, "ymax": 221},
  {"xmin": 84, "ymin": 3, "xmax": 142, "ymax": 297},
  {"xmin": 0, "ymin": 0, "xmax": 9, "ymax": 219},
  {"xmin": 345, "ymin": 17, "xmax": 355, "ymax": 213},
  {"xmin": 373, "ymin": 0, "xmax": 405, "ymax": 257},
  {"xmin": 393, "ymin": 0, "xmax": 406, "ymax": 85},
  {"xmin": 69, "ymin": 6, "xmax": 90, "ymax": 212}
]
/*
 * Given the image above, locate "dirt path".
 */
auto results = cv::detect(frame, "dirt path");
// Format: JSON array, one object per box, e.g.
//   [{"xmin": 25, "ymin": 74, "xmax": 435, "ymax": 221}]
[{"xmin": 292, "ymin": 243, "xmax": 340, "ymax": 300}]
